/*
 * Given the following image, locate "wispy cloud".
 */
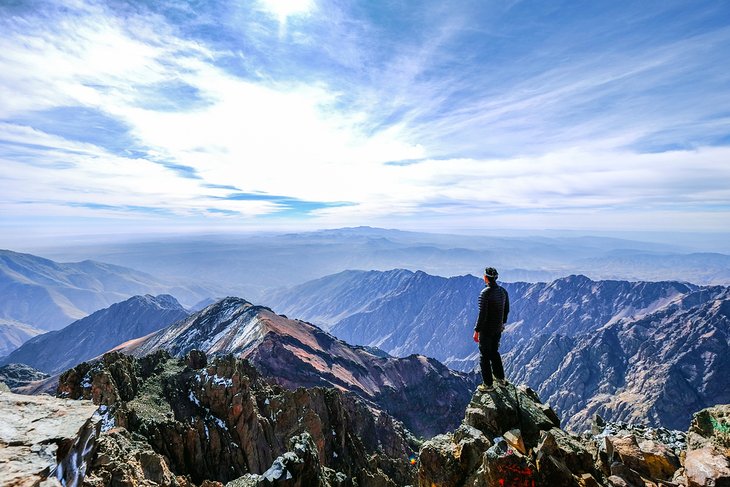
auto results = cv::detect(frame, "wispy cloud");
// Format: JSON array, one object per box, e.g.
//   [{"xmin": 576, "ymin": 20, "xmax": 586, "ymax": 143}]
[{"xmin": 0, "ymin": 0, "xmax": 728, "ymax": 238}]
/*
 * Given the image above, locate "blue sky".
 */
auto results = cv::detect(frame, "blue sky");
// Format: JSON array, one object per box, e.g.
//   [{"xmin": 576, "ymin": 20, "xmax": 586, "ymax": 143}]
[{"xmin": 1, "ymin": 0, "xmax": 729, "ymax": 242}]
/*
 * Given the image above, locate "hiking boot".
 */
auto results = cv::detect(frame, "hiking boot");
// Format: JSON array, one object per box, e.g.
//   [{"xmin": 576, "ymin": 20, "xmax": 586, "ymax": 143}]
[
  {"xmin": 496, "ymin": 378, "xmax": 510, "ymax": 387},
  {"xmin": 477, "ymin": 383, "xmax": 494, "ymax": 393}
]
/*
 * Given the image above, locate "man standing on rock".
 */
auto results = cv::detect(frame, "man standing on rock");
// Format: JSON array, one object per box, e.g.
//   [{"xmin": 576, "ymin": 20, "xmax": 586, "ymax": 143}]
[{"xmin": 473, "ymin": 266, "xmax": 510, "ymax": 392}]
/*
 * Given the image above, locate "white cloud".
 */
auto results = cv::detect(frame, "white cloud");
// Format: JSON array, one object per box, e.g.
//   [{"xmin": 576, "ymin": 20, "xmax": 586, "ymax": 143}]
[{"xmin": 0, "ymin": 1, "xmax": 729, "ymax": 236}]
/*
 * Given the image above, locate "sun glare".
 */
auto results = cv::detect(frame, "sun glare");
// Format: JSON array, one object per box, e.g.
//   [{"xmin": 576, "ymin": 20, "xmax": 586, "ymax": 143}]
[{"xmin": 258, "ymin": 0, "xmax": 315, "ymax": 23}]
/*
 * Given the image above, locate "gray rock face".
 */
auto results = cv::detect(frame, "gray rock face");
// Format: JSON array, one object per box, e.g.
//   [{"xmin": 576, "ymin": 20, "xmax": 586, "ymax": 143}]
[
  {"xmin": 0, "ymin": 249, "xmax": 213, "ymax": 330},
  {"xmin": 118, "ymin": 297, "xmax": 479, "ymax": 438},
  {"xmin": 0, "ymin": 363, "xmax": 49, "ymax": 390},
  {"xmin": 1, "ymin": 294, "xmax": 190, "ymax": 374},
  {"xmin": 0, "ymin": 390, "xmax": 99, "ymax": 486}
]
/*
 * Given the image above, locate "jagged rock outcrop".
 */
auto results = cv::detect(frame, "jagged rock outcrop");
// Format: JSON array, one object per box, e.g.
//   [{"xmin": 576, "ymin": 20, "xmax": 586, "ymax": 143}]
[
  {"xmin": 0, "ymin": 362, "xmax": 49, "ymax": 390},
  {"xmin": 416, "ymin": 383, "xmax": 600, "ymax": 486},
  {"xmin": 2, "ymin": 294, "xmax": 190, "ymax": 374},
  {"xmin": 116, "ymin": 297, "xmax": 478, "ymax": 437},
  {"xmin": 416, "ymin": 384, "xmax": 730, "ymax": 487},
  {"xmin": 227, "ymin": 433, "xmax": 333, "ymax": 487},
  {"xmin": 681, "ymin": 405, "xmax": 730, "ymax": 487},
  {"xmin": 59, "ymin": 350, "xmax": 418, "ymax": 486},
  {"xmin": 0, "ymin": 390, "xmax": 99, "ymax": 486}
]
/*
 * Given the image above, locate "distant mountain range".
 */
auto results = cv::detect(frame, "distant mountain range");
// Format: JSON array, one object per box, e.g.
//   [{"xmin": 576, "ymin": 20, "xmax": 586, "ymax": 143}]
[
  {"xmin": 28, "ymin": 227, "xmax": 730, "ymax": 303},
  {"xmin": 267, "ymin": 269, "xmax": 729, "ymax": 431},
  {"xmin": 0, "ymin": 249, "xmax": 215, "ymax": 332},
  {"xmin": 0, "ymin": 320, "xmax": 44, "ymax": 358},
  {"xmin": 267, "ymin": 270, "xmax": 700, "ymax": 369},
  {"xmin": 0, "ymin": 294, "xmax": 190, "ymax": 374},
  {"xmin": 116, "ymin": 297, "xmax": 478, "ymax": 437},
  {"xmin": 3, "ymin": 242, "xmax": 726, "ymax": 434}
]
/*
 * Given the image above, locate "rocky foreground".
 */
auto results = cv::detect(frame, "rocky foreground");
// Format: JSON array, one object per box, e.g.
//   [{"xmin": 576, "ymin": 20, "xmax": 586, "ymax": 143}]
[
  {"xmin": 57, "ymin": 350, "xmax": 418, "ymax": 486},
  {"xmin": 417, "ymin": 383, "xmax": 730, "ymax": 487},
  {"xmin": 2, "ymin": 350, "xmax": 729, "ymax": 486},
  {"xmin": 0, "ymin": 389, "xmax": 98, "ymax": 487}
]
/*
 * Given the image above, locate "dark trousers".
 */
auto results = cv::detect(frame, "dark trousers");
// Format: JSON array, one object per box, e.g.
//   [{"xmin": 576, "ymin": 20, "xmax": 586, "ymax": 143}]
[{"xmin": 479, "ymin": 332, "xmax": 505, "ymax": 386}]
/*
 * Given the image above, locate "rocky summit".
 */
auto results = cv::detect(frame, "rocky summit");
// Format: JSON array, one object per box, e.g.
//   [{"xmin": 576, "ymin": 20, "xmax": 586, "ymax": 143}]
[
  {"xmin": 416, "ymin": 382, "xmax": 730, "ymax": 487},
  {"xmin": 57, "ymin": 350, "xmax": 418, "ymax": 486}
]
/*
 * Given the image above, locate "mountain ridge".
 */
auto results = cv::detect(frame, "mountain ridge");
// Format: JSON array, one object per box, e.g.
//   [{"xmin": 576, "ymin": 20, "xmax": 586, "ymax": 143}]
[
  {"xmin": 116, "ymin": 296, "xmax": 479, "ymax": 437},
  {"xmin": 266, "ymin": 269, "xmax": 729, "ymax": 431},
  {"xmin": 1, "ymin": 294, "xmax": 190, "ymax": 374}
]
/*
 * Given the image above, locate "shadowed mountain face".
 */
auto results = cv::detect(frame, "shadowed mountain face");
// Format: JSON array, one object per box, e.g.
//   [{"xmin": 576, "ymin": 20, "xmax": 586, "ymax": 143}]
[
  {"xmin": 118, "ymin": 297, "xmax": 478, "ymax": 438},
  {"xmin": 1, "ymin": 294, "xmax": 189, "ymax": 374},
  {"xmin": 507, "ymin": 287, "xmax": 730, "ymax": 432},
  {"xmin": 0, "ymin": 250, "xmax": 214, "ymax": 330},
  {"xmin": 266, "ymin": 269, "xmax": 729, "ymax": 431}
]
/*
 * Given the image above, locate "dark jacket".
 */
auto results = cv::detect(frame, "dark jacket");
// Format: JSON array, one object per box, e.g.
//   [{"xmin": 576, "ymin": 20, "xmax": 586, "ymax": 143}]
[{"xmin": 474, "ymin": 283, "xmax": 509, "ymax": 334}]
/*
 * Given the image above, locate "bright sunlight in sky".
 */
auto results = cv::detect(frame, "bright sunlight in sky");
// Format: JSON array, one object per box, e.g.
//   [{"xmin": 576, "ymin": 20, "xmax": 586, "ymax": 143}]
[
  {"xmin": 258, "ymin": 0, "xmax": 315, "ymax": 23},
  {"xmin": 1, "ymin": 0, "xmax": 729, "ymax": 241}
]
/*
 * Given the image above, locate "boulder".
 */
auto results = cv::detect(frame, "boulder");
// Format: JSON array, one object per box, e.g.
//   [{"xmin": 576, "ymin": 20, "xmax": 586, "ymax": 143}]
[
  {"xmin": 684, "ymin": 447, "xmax": 730, "ymax": 487},
  {"xmin": 416, "ymin": 425, "xmax": 490, "ymax": 487},
  {"xmin": 637, "ymin": 439, "xmax": 680, "ymax": 480},
  {"xmin": 0, "ymin": 390, "xmax": 99, "ymax": 486},
  {"xmin": 537, "ymin": 427, "xmax": 596, "ymax": 475},
  {"xmin": 609, "ymin": 435, "xmax": 650, "ymax": 478},
  {"xmin": 687, "ymin": 405, "xmax": 730, "ymax": 453},
  {"xmin": 453, "ymin": 425, "xmax": 492, "ymax": 474},
  {"xmin": 592, "ymin": 414, "xmax": 607, "ymax": 435},
  {"xmin": 609, "ymin": 460, "xmax": 646, "ymax": 487},
  {"xmin": 578, "ymin": 472, "xmax": 602, "ymax": 487},
  {"xmin": 227, "ymin": 433, "xmax": 324, "ymax": 487},
  {"xmin": 464, "ymin": 384, "xmax": 559, "ymax": 449},
  {"xmin": 536, "ymin": 448, "xmax": 574, "ymax": 486},
  {"xmin": 479, "ymin": 437, "xmax": 539, "ymax": 487},
  {"xmin": 607, "ymin": 475, "xmax": 631, "ymax": 487},
  {"xmin": 504, "ymin": 429, "xmax": 527, "ymax": 455},
  {"xmin": 534, "ymin": 427, "xmax": 598, "ymax": 486}
]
